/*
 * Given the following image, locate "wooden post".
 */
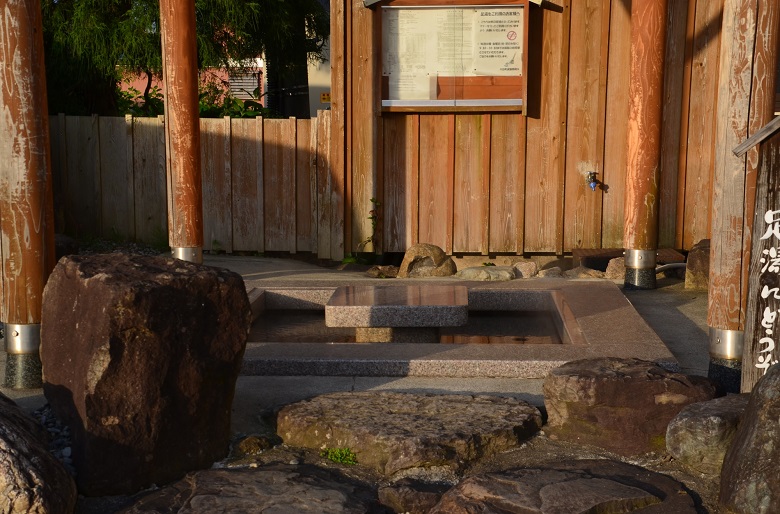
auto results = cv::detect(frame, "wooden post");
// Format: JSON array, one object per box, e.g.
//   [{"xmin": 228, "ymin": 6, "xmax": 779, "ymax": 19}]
[
  {"xmin": 0, "ymin": 0, "xmax": 56, "ymax": 388},
  {"xmin": 160, "ymin": 0, "xmax": 203, "ymax": 262},
  {"xmin": 709, "ymin": 0, "xmax": 778, "ymax": 393},
  {"xmin": 623, "ymin": 0, "xmax": 669, "ymax": 289}
]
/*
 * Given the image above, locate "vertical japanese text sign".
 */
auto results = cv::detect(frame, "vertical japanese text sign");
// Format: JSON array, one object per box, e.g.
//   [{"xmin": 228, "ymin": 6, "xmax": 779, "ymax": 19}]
[{"xmin": 744, "ymin": 132, "xmax": 780, "ymax": 391}]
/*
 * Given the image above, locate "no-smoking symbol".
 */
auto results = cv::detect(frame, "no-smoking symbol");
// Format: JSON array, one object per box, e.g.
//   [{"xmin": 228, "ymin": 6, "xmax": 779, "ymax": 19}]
[{"xmin": 507, "ymin": 31, "xmax": 517, "ymax": 40}]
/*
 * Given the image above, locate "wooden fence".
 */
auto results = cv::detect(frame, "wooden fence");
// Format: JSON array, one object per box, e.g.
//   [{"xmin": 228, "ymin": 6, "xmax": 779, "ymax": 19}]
[{"xmin": 48, "ymin": 112, "xmax": 344, "ymax": 259}]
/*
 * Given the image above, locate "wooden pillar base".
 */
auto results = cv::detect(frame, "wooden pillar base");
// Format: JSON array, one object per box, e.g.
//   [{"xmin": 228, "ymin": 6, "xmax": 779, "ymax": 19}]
[{"xmin": 623, "ymin": 249, "xmax": 657, "ymax": 290}]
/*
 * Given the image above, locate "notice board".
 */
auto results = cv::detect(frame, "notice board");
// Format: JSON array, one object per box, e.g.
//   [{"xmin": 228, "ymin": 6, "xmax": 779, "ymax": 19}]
[{"xmin": 381, "ymin": 4, "xmax": 527, "ymax": 111}]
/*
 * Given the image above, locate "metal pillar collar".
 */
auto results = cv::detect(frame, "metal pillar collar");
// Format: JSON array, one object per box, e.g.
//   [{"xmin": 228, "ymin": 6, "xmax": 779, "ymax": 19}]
[
  {"xmin": 4, "ymin": 323, "xmax": 41, "ymax": 355},
  {"xmin": 172, "ymin": 247, "xmax": 203, "ymax": 264},
  {"xmin": 709, "ymin": 327, "xmax": 744, "ymax": 360},
  {"xmin": 624, "ymin": 249, "xmax": 657, "ymax": 269}
]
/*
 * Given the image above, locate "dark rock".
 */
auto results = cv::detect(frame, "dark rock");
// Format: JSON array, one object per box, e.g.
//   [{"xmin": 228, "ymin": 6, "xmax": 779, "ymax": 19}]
[
  {"xmin": 120, "ymin": 464, "xmax": 383, "ymax": 514},
  {"xmin": 233, "ymin": 434, "xmax": 278, "ymax": 458},
  {"xmin": 366, "ymin": 265, "xmax": 399, "ymax": 278},
  {"xmin": 379, "ymin": 478, "xmax": 450, "ymax": 514},
  {"xmin": 543, "ymin": 357, "xmax": 716, "ymax": 455},
  {"xmin": 40, "ymin": 253, "xmax": 251, "ymax": 496},
  {"xmin": 0, "ymin": 393, "xmax": 77, "ymax": 514},
  {"xmin": 667, "ymin": 393, "xmax": 749, "ymax": 475},
  {"xmin": 397, "ymin": 244, "xmax": 456, "ymax": 278},
  {"xmin": 685, "ymin": 239, "xmax": 710, "ymax": 289},
  {"xmin": 429, "ymin": 459, "xmax": 698, "ymax": 514},
  {"xmin": 455, "ymin": 266, "xmax": 518, "ymax": 281},
  {"xmin": 720, "ymin": 365, "xmax": 780, "ymax": 513},
  {"xmin": 277, "ymin": 392, "xmax": 542, "ymax": 477},
  {"xmin": 54, "ymin": 233, "xmax": 79, "ymax": 261}
]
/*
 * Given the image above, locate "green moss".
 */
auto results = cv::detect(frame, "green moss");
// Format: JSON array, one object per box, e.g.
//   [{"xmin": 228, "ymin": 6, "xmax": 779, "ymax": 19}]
[{"xmin": 319, "ymin": 447, "xmax": 358, "ymax": 465}]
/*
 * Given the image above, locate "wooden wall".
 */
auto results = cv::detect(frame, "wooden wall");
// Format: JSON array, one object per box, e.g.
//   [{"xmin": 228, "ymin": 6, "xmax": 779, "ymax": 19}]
[
  {"xmin": 338, "ymin": 0, "xmax": 725, "ymax": 255},
  {"xmin": 50, "ymin": 0, "xmax": 730, "ymax": 260}
]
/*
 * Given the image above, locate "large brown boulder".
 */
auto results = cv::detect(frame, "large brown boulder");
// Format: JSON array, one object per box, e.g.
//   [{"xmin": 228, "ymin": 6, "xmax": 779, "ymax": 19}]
[
  {"xmin": 720, "ymin": 365, "xmax": 780, "ymax": 513},
  {"xmin": 277, "ymin": 392, "xmax": 542, "ymax": 477},
  {"xmin": 397, "ymin": 243, "xmax": 456, "ymax": 278},
  {"xmin": 543, "ymin": 358, "xmax": 716, "ymax": 455},
  {"xmin": 0, "ymin": 393, "xmax": 77, "ymax": 514},
  {"xmin": 40, "ymin": 254, "xmax": 251, "ymax": 496}
]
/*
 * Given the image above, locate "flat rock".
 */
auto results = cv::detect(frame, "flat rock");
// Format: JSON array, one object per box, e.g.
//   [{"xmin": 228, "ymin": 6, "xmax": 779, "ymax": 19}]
[
  {"xmin": 544, "ymin": 357, "xmax": 716, "ymax": 455},
  {"xmin": 455, "ymin": 266, "xmax": 518, "ymax": 281},
  {"xmin": 397, "ymin": 243, "xmax": 457, "ymax": 278},
  {"xmin": 120, "ymin": 464, "xmax": 383, "ymax": 514},
  {"xmin": 564, "ymin": 266, "xmax": 605, "ymax": 279},
  {"xmin": 720, "ymin": 365, "xmax": 780, "ymax": 513},
  {"xmin": 667, "ymin": 393, "xmax": 749, "ymax": 475},
  {"xmin": 429, "ymin": 459, "xmax": 698, "ymax": 513},
  {"xmin": 366, "ymin": 265, "xmax": 399, "ymax": 278},
  {"xmin": 0, "ymin": 393, "xmax": 77, "ymax": 514},
  {"xmin": 538, "ymin": 266, "xmax": 564, "ymax": 278},
  {"xmin": 40, "ymin": 253, "xmax": 251, "ymax": 496},
  {"xmin": 277, "ymin": 392, "xmax": 542, "ymax": 477}
]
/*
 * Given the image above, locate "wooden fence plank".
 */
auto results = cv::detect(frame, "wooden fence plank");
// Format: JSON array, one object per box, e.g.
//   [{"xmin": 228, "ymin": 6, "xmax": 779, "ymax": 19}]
[
  {"xmin": 419, "ymin": 114, "xmax": 455, "ymax": 252},
  {"xmin": 453, "ymin": 114, "xmax": 491, "ymax": 254},
  {"xmin": 525, "ymin": 0, "xmax": 568, "ymax": 253},
  {"xmin": 682, "ymin": 0, "xmax": 722, "ymax": 249},
  {"xmin": 133, "ymin": 116, "xmax": 167, "ymax": 246},
  {"xmin": 64, "ymin": 115, "xmax": 101, "ymax": 237},
  {"xmin": 200, "ymin": 117, "xmax": 232, "ymax": 252},
  {"xmin": 382, "ymin": 115, "xmax": 409, "ymax": 252},
  {"xmin": 316, "ymin": 111, "xmax": 333, "ymax": 259},
  {"xmin": 48, "ymin": 114, "xmax": 67, "ymax": 233},
  {"xmin": 309, "ymin": 116, "xmax": 319, "ymax": 252},
  {"xmin": 263, "ymin": 118, "xmax": 297, "ymax": 252},
  {"xmin": 296, "ymin": 119, "xmax": 314, "ymax": 252},
  {"xmin": 489, "ymin": 114, "xmax": 526, "ymax": 253},
  {"xmin": 601, "ymin": 0, "xmax": 631, "ymax": 248},
  {"xmin": 563, "ymin": 0, "xmax": 607, "ymax": 251},
  {"xmin": 658, "ymin": 0, "xmax": 690, "ymax": 248},
  {"xmin": 231, "ymin": 117, "xmax": 264, "ymax": 252},
  {"xmin": 99, "ymin": 116, "xmax": 135, "ymax": 240}
]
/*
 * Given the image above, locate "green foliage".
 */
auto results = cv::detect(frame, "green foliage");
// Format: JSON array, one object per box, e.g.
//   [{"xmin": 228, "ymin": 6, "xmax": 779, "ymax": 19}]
[
  {"xmin": 117, "ymin": 86, "xmax": 165, "ymax": 117},
  {"xmin": 197, "ymin": 81, "xmax": 274, "ymax": 119},
  {"xmin": 357, "ymin": 197, "xmax": 381, "ymax": 253},
  {"xmin": 319, "ymin": 447, "xmax": 358, "ymax": 466},
  {"xmin": 42, "ymin": 0, "xmax": 329, "ymax": 115}
]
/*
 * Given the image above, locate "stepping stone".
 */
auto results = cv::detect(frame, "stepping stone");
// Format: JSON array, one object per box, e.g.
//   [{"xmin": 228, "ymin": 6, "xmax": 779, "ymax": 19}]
[
  {"xmin": 429, "ymin": 459, "xmax": 699, "ymax": 514},
  {"xmin": 277, "ymin": 392, "xmax": 542, "ymax": 477},
  {"xmin": 120, "ymin": 465, "xmax": 380, "ymax": 514},
  {"xmin": 325, "ymin": 285, "xmax": 468, "ymax": 343}
]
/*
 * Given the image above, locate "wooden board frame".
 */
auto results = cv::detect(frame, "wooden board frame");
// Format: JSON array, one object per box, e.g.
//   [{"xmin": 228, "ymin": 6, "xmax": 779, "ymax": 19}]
[{"xmin": 375, "ymin": 0, "xmax": 530, "ymax": 114}]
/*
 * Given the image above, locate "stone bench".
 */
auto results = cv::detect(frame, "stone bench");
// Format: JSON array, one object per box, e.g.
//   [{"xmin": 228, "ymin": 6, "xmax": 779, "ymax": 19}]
[{"xmin": 325, "ymin": 285, "xmax": 468, "ymax": 343}]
